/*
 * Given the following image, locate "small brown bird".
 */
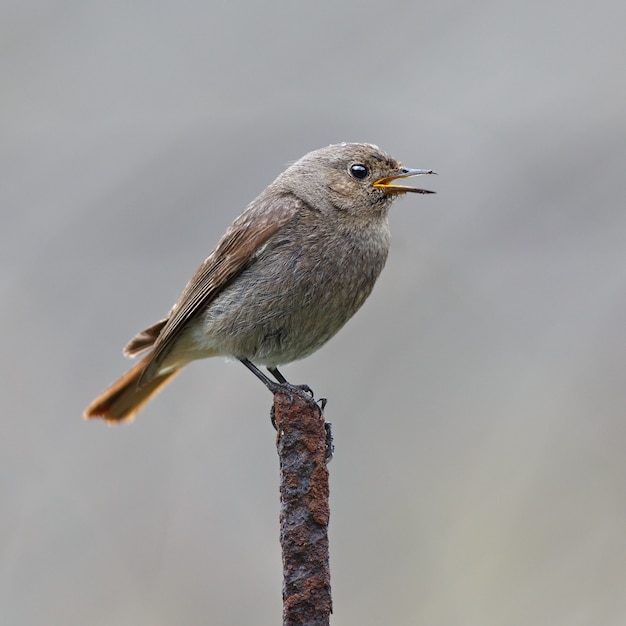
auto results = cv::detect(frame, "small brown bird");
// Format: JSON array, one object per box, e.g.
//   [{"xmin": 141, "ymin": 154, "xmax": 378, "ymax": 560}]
[{"xmin": 84, "ymin": 143, "xmax": 435, "ymax": 422}]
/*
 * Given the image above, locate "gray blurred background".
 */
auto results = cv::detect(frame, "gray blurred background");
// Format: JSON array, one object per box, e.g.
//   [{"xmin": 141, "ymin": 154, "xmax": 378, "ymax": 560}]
[{"xmin": 2, "ymin": 1, "xmax": 625, "ymax": 624}]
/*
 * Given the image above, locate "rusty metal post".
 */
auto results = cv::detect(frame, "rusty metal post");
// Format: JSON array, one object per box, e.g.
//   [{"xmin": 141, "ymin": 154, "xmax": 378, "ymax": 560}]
[{"xmin": 274, "ymin": 392, "xmax": 332, "ymax": 626}]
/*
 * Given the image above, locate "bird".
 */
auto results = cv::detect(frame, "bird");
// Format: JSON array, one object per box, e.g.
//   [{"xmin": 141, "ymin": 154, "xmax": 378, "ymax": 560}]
[{"xmin": 84, "ymin": 142, "xmax": 435, "ymax": 422}]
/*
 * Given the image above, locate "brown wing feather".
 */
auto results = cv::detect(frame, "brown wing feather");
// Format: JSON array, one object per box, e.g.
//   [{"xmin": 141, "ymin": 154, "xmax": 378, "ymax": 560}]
[
  {"xmin": 137, "ymin": 192, "xmax": 303, "ymax": 386},
  {"xmin": 124, "ymin": 318, "xmax": 168, "ymax": 357}
]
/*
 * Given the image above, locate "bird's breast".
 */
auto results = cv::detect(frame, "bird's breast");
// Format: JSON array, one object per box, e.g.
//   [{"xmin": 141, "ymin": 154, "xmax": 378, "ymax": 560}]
[{"xmin": 197, "ymin": 214, "xmax": 391, "ymax": 365}]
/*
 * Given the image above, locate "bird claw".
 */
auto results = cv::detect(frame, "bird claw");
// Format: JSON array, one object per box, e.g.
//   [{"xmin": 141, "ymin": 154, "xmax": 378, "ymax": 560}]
[
  {"xmin": 269, "ymin": 381, "xmax": 319, "ymax": 409},
  {"xmin": 294, "ymin": 383, "xmax": 314, "ymax": 397}
]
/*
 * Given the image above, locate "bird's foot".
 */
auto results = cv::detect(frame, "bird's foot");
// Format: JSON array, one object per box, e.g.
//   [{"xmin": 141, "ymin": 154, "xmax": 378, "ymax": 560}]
[{"xmin": 268, "ymin": 381, "xmax": 319, "ymax": 409}]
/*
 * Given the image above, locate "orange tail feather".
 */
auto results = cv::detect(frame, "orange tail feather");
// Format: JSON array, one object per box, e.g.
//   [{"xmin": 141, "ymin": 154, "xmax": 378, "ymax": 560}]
[{"xmin": 84, "ymin": 355, "xmax": 180, "ymax": 423}]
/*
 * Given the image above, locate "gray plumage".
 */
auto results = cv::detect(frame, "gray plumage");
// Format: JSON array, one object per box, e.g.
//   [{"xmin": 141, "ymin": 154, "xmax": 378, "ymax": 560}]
[{"xmin": 85, "ymin": 142, "xmax": 435, "ymax": 421}]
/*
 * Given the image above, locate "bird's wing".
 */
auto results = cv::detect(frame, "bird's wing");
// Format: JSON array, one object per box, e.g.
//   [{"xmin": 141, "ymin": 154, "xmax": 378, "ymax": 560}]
[{"xmin": 138, "ymin": 192, "xmax": 303, "ymax": 386}]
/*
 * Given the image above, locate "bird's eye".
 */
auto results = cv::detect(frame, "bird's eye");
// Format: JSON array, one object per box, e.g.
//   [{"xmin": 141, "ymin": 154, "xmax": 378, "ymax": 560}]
[{"xmin": 349, "ymin": 164, "xmax": 369, "ymax": 179}]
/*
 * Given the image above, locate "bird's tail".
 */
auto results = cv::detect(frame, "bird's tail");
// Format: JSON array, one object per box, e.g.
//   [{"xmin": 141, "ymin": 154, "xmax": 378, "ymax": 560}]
[{"xmin": 84, "ymin": 354, "xmax": 180, "ymax": 423}]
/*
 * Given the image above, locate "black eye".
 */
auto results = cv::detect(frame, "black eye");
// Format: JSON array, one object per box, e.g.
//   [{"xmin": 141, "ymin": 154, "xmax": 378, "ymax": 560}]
[{"xmin": 349, "ymin": 163, "xmax": 369, "ymax": 179}]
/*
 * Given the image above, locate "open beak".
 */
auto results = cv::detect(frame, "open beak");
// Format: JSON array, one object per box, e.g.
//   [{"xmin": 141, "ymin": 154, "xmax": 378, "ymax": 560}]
[{"xmin": 373, "ymin": 168, "xmax": 437, "ymax": 194}]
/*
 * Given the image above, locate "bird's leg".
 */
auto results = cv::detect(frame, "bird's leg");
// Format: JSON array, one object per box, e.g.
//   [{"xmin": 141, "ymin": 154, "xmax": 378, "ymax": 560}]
[
  {"xmin": 267, "ymin": 366, "xmax": 287, "ymax": 383},
  {"xmin": 240, "ymin": 358, "xmax": 279, "ymax": 391},
  {"xmin": 240, "ymin": 359, "xmax": 282, "ymax": 430},
  {"xmin": 239, "ymin": 358, "xmax": 321, "ymax": 420},
  {"xmin": 267, "ymin": 366, "xmax": 314, "ymax": 397}
]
